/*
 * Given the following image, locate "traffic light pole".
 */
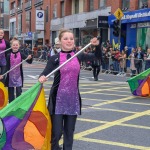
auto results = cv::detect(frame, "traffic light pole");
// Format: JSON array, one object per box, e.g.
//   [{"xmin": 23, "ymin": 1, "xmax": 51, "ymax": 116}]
[{"xmin": 118, "ymin": 19, "xmax": 121, "ymax": 50}]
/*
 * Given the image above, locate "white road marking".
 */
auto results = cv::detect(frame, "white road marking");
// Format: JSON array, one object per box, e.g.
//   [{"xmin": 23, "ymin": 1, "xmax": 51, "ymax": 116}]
[{"xmin": 27, "ymin": 75, "xmax": 39, "ymax": 79}]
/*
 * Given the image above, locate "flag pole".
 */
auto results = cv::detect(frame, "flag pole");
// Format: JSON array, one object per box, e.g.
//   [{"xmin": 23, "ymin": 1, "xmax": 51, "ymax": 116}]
[
  {"xmin": 0, "ymin": 47, "xmax": 11, "ymax": 55},
  {"xmin": 46, "ymin": 42, "xmax": 92, "ymax": 78},
  {"xmin": 2, "ymin": 57, "xmax": 29, "ymax": 77}
]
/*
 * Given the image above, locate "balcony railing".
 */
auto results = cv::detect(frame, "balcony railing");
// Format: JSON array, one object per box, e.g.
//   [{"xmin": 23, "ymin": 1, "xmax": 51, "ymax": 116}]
[
  {"xmin": 16, "ymin": 4, "xmax": 23, "ymax": 13},
  {"xmin": 10, "ymin": 8, "xmax": 16, "ymax": 16},
  {"xmin": 34, "ymin": 0, "xmax": 43, "ymax": 7},
  {"xmin": 25, "ymin": 1, "xmax": 32, "ymax": 11}
]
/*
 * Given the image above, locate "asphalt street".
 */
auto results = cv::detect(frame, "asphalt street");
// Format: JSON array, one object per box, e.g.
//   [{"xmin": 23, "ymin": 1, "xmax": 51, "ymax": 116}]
[{"xmin": 23, "ymin": 61, "xmax": 150, "ymax": 150}]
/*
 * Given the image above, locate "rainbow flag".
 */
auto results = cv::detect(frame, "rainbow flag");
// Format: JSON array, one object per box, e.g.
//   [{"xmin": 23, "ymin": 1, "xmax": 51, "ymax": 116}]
[
  {"xmin": 127, "ymin": 68, "xmax": 150, "ymax": 97},
  {"xmin": 0, "ymin": 82, "xmax": 8, "ymax": 109},
  {"xmin": 0, "ymin": 82, "xmax": 51, "ymax": 150}
]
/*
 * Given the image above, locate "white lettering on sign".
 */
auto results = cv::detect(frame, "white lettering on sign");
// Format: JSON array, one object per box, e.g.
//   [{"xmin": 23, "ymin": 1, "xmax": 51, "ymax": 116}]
[
  {"xmin": 138, "ymin": 22, "xmax": 150, "ymax": 27},
  {"xmin": 122, "ymin": 11, "xmax": 150, "ymax": 20},
  {"xmin": 130, "ymin": 24, "xmax": 136, "ymax": 28}
]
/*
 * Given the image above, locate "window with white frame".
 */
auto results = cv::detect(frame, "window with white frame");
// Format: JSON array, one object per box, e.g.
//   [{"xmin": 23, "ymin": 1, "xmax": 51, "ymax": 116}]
[
  {"xmin": 10, "ymin": 22, "xmax": 16, "ymax": 37},
  {"xmin": 0, "ymin": 2, "xmax": 4, "ymax": 13},
  {"xmin": 26, "ymin": 11, "xmax": 31, "ymax": 32},
  {"xmin": 0, "ymin": 17, "xmax": 3, "ymax": 28},
  {"xmin": 53, "ymin": 3, "xmax": 57, "ymax": 18},
  {"xmin": 75, "ymin": 0, "xmax": 79, "ymax": 14},
  {"xmin": 17, "ymin": 0, "xmax": 22, "ymax": 6},
  {"xmin": 60, "ymin": 1, "xmax": 64, "ymax": 17},
  {"xmin": 139, "ymin": 0, "xmax": 148, "ymax": 9},
  {"xmin": 89, "ymin": 0, "xmax": 94, "ymax": 11},
  {"xmin": 122, "ymin": 0, "xmax": 130, "ymax": 11},
  {"xmin": 18, "ymin": 14, "xmax": 22, "ymax": 35},
  {"xmin": 99, "ymin": 0, "xmax": 107, "ymax": 8}
]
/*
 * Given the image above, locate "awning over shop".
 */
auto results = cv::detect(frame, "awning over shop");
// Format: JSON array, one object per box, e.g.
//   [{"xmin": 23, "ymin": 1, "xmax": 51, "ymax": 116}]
[{"xmin": 108, "ymin": 8, "xmax": 150, "ymax": 25}]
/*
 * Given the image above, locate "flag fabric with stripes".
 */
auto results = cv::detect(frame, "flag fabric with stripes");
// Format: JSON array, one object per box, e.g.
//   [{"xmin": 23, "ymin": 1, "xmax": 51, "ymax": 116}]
[
  {"xmin": 127, "ymin": 68, "xmax": 150, "ymax": 97},
  {"xmin": 0, "ymin": 82, "xmax": 51, "ymax": 150},
  {"xmin": 0, "ymin": 82, "xmax": 8, "ymax": 109}
]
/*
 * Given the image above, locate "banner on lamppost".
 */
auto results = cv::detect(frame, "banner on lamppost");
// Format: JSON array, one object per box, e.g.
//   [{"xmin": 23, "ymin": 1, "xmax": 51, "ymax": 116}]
[{"xmin": 36, "ymin": 10, "xmax": 44, "ymax": 30}]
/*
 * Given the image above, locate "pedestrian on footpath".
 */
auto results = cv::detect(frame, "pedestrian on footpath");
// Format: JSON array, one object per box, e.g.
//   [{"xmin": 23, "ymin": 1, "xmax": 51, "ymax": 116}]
[
  {"xmin": 0, "ymin": 39, "xmax": 33, "ymax": 103},
  {"xmin": 0, "ymin": 29, "xmax": 10, "ymax": 83},
  {"xmin": 38, "ymin": 29, "xmax": 101, "ymax": 150}
]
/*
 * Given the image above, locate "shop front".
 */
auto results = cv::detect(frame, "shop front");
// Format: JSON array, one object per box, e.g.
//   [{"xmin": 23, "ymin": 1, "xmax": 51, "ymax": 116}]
[{"xmin": 108, "ymin": 8, "xmax": 150, "ymax": 52}]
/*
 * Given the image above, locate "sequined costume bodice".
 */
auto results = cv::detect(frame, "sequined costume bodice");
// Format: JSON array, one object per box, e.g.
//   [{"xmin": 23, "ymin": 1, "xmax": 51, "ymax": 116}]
[{"xmin": 55, "ymin": 51, "xmax": 80, "ymax": 115}]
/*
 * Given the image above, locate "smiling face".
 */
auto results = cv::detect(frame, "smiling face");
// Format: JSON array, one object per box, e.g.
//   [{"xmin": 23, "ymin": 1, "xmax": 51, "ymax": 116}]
[
  {"xmin": 11, "ymin": 40, "xmax": 20, "ymax": 52},
  {"xmin": 59, "ymin": 32, "xmax": 75, "ymax": 51},
  {"xmin": 0, "ymin": 29, "xmax": 4, "ymax": 39}
]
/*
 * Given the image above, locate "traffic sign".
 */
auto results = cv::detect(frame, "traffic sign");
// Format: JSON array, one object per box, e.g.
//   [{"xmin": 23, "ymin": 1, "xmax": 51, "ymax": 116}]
[{"xmin": 114, "ymin": 8, "xmax": 124, "ymax": 20}]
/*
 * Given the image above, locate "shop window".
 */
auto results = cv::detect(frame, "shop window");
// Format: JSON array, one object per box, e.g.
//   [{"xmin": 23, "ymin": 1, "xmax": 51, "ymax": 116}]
[
  {"xmin": 122, "ymin": 0, "xmax": 129, "ymax": 11},
  {"xmin": 137, "ymin": 25, "xmax": 150, "ymax": 51},
  {"xmin": 99, "ymin": 0, "xmax": 107, "ymax": 8},
  {"xmin": 139, "ymin": 0, "xmax": 148, "ymax": 9}
]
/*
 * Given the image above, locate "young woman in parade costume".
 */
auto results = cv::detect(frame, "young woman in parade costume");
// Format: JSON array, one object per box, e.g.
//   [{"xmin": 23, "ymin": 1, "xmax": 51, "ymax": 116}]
[
  {"xmin": 0, "ymin": 39, "xmax": 33, "ymax": 103},
  {"xmin": 38, "ymin": 29, "xmax": 101, "ymax": 150},
  {"xmin": 0, "ymin": 29, "xmax": 11, "ymax": 83}
]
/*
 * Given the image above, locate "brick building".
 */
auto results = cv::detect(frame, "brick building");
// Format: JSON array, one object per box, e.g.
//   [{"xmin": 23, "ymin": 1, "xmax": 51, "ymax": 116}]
[
  {"xmin": 8, "ymin": 0, "xmax": 150, "ymax": 50},
  {"xmin": 50, "ymin": 0, "xmax": 111, "ymax": 46},
  {"xmin": 0, "ymin": 0, "xmax": 9, "ymax": 40},
  {"xmin": 9, "ymin": 0, "xmax": 51, "ymax": 47}
]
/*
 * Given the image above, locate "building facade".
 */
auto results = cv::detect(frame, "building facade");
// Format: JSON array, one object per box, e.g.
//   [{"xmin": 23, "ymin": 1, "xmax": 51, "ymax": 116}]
[
  {"xmin": 109, "ymin": 0, "xmax": 150, "ymax": 52},
  {"xmin": 9, "ymin": 0, "xmax": 51, "ymax": 47},
  {"xmin": 50, "ymin": 0, "xmax": 112, "ymax": 46},
  {"xmin": 8, "ymin": 0, "xmax": 150, "ymax": 50},
  {"xmin": 0, "ymin": 0, "xmax": 9, "ymax": 40}
]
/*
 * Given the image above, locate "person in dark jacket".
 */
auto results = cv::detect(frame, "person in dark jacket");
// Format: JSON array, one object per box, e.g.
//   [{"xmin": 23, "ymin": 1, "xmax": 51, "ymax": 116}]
[
  {"xmin": 145, "ymin": 48, "xmax": 150, "ymax": 70},
  {"xmin": 0, "ymin": 39, "xmax": 32, "ymax": 103},
  {"xmin": 0, "ymin": 29, "xmax": 11, "ymax": 83},
  {"xmin": 91, "ymin": 47, "xmax": 101, "ymax": 81},
  {"xmin": 134, "ymin": 46, "xmax": 144, "ymax": 74},
  {"xmin": 38, "ymin": 29, "xmax": 101, "ymax": 150}
]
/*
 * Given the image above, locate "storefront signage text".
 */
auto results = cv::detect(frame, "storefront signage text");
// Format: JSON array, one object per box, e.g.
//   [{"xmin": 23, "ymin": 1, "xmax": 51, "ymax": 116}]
[{"xmin": 122, "ymin": 11, "xmax": 150, "ymax": 20}]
